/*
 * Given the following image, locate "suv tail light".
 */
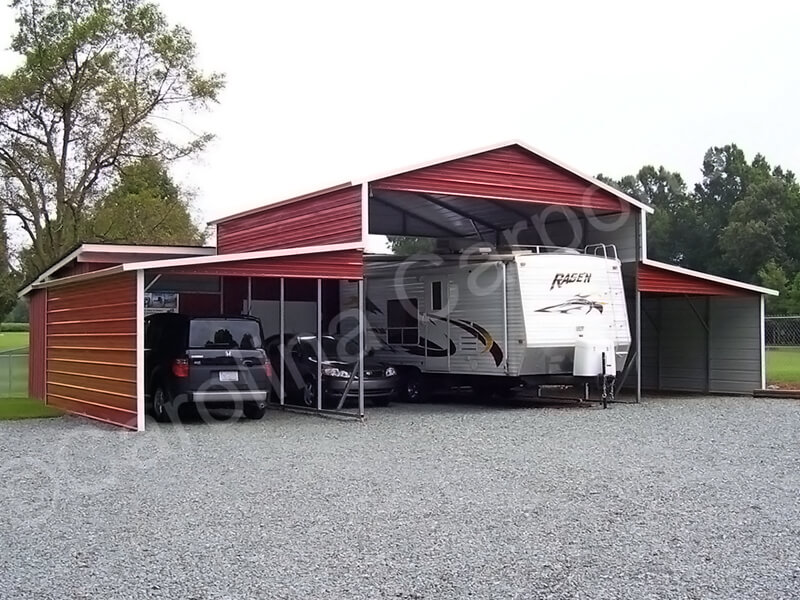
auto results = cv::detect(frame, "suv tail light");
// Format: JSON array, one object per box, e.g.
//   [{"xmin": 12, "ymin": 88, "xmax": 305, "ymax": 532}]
[
  {"xmin": 263, "ymin": 361, "xmax": 273, "ymax": 377},
  {"xmin": 172, "ymin": 358, "xmax": 189, "ymax": 378}
]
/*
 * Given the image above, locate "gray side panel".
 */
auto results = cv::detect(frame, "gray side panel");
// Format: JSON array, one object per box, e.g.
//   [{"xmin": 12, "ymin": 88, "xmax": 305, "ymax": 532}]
[
  {"xmin": 583, "ymin": 213, "xmax": 640, "ymax": 263},
  {"xmin": 505, "ymin": 263, "xmax": 526, "ymax": 375},
  {"xmin": 658, "ymin": 297, "xmax": 708, "ymax": 392},
  {"xmin": 447, "ymin": 265, "xmax": 511, "ymax": 375},
  {"xmin": 709, "ymin": 296, "xmax": 761, "ymax": 394},
  {"xmin": 640, "ymin": 296, "xmax": 660, "ymax": 389},
  {"xmin": 515, "ymin": 213, "xmax": 640, "ymax": 263}
]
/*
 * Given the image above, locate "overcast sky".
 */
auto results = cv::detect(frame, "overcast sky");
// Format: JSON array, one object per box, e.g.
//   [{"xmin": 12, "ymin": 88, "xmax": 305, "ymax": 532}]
[{"xmin": 1, "ymin": 0, "xmax": 799, "ymax": 229}]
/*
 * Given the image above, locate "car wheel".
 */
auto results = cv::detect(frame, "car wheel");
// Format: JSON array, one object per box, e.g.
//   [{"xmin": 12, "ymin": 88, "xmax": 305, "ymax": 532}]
[
  {"xmin": 403, "ymin": 371, "xmax": 427, "ymax": 403},
  {"xmin": 302, "ymin": 377, "xmax": 317, "ymax": 407},
  {"xmin": 151, "ymin": 386, "xmax": 172, "ymax": 423},
  {"xmin": 243, "ymin": 401, "xmax": 268, "ymax": 420}
]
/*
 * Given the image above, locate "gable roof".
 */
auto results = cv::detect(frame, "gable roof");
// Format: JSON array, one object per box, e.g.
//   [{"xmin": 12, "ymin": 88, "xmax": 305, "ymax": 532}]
[
  {"xmin": 640, "ymin": 258, "xmax": 779, "ymax": 296},
  {"xmin": 209, "ymin": 140, "xmax": 654, "ymax": 225},
  {"xmin": 363, "ymin": 140, "xmax": 655, "ymax": 214}
]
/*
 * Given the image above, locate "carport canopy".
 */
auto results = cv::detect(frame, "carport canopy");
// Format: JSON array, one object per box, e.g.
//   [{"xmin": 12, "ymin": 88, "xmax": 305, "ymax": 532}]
[
  {"xmin": 631, "ymin": 258, "xmax": 778, "ymax": 397},
  {"xmin": 27, "ymin": 242, "xmax": 366, "ymax": 431}
]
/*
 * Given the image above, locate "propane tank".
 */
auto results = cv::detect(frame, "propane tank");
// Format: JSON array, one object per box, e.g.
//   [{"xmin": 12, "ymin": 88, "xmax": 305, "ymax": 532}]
[{"xmin": 573, "ymin": 338, "xmax": 616, "ymax": 377}]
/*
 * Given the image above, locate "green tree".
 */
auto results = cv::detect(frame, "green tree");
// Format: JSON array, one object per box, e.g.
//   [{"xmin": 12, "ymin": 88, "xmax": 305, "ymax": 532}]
[
  {"xmin": 598, "ymin": 166, "xmax": 699, "ymax": 265},
  {"xmin": 692, "ymin": 144, "xmax": 759, "ymax": 277},
  {"xmin": 0, "ymin": 0, "xmax": 223, "ymax": 279},
  {"xmin": 718, "ymin": 159, "xmax": 799, "ymax": 282},
  {"xmin": 0, "ymin": 213, "xmax": 16, "ymax": 319},
  {"xmin": 607, "ymin": 145, "xmax": 800, "ymax": 295},
  {"xmin": 759, "ymin": 260, "xmax": 791, "ymax": 314},
  {"xmin": 88, "ymin": 158, "xmax": 205, "ymax": 245},
  {"xmin": 5, "ymin": 298, "xmax": 30, "ymax": 323},
  {"xmin": 387, "ymin": 236, "xmax": 436, "ymax": 255}
]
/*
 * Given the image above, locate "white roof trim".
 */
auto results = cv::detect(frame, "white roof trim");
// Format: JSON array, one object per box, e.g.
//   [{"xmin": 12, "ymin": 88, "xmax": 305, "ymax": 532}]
[
  {"xmin": 19, "ymin": 243, "xmax": 216, "ymax": 297},
  {"xmin": 27, "ymin": 242, "xmax": 364, "ymax": 292},
  {"xmin": 119, "ymin": 242, "xmax": 364, "ymax": 271},
  {"xmin": 18, "ymin": 246, "xmax": 84, "ymax": 297},
  {"xmin": 28, "ymin": 265, "xmax": 125, "ymax": 292},
  {"xmin": 76, "ymin": 243, "xmax": 215, "ymax": 256},
  {"xmin": 357, "ymin": 139, "xmax": 655, "ymax": 214},
  {"xmin": 641, "ymin": 258, "xmax": 779, "ymax": 296}
]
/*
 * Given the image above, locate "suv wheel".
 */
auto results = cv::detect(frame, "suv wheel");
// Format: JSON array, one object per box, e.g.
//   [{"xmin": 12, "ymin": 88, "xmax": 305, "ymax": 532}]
[
  {"xmin": 243, "ymin": 402, "xmax": 268, "ymax": 420},
  {"xmin": 152, "ymin": 386, "xmax": 172, "ymax": 423}
]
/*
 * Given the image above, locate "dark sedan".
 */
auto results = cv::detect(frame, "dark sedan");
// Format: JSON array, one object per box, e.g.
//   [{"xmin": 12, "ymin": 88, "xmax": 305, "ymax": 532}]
[{"xmin": 264, "ymin": 334, "xmax": 398, "ymax": 409}]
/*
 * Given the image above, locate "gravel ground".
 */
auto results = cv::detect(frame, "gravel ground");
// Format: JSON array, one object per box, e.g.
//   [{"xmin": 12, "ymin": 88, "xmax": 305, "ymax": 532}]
[{"xmin": 0, "ymin": 395, "xmax": 799, "ymax": 600}]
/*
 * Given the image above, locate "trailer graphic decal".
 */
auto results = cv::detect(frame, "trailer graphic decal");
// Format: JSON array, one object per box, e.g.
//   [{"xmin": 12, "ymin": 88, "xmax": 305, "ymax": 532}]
[
  {"xmin": 536, "ymin": 295, "xmax": 604, "ymax": 314},
  {"xmin": 369, "ymin": 310, "xmax": 504, "ymax": 366},
  {"xmin": 446, "ymin": 318, "xmax": 504, "ymax": 366},
  {"xmin": 401, "ymin": 337, "xmax": 457, "ymax": 358}
]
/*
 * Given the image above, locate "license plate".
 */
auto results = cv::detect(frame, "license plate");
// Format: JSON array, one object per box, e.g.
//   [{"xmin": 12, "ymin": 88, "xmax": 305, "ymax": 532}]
[{"xmin": 219, "ymin": 371, "xmax": 239, "ymax": 382}]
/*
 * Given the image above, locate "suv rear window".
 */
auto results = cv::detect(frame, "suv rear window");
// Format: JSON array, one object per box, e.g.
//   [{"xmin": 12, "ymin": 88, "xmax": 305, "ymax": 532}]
[{"xmin": 189, "ymin": 320, "xmax": 262, "ymax": 350}]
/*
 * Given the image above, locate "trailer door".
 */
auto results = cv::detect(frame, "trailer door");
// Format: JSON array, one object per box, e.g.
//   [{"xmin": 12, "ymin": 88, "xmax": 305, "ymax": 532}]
[{"xmin": 423, "ymin": 276, "xmax": 451, "ymax": 372}]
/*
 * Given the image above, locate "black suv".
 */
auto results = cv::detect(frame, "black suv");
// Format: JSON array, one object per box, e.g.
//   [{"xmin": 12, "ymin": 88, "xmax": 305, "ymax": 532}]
[{"xmin": 144, "ymin": 314, "xmax": 271, "ymax": 421}]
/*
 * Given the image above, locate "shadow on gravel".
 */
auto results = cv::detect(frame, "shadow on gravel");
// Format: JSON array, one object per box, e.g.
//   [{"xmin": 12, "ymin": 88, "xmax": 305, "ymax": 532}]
[{"xmin": 401, "ymin": 389, "xmax": 601, "ymax": 411}]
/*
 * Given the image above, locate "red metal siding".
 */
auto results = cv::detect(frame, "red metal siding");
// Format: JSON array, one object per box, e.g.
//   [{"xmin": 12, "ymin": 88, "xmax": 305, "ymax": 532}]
[
  {"xmin": 373, "ymin": 145, "xmax": 628, "ymax": 212},
  {"xmin": 53, "ymin": 262, "xmax": 108, "ymax": 279},
  {"xmin": 45, "ymin": 273, "xmax": 138, "ymax": 429},
  {"xmin": 28, "ymin": 289, "xmax": 47, "ymax": 400},
  {"xmin": 162, "ymin": 250, "xmax": 364, "ymax": 281},
  {"xmin": 638, "ymin": 263, "xmax": 753, "ymax": 296},
  {"xmin": 217, "ymin": 186, "xmax": 362, "ymax": 254}
]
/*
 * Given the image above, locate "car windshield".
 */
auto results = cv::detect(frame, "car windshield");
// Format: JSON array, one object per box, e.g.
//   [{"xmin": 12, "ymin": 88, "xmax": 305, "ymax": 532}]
[
  {"xmin": 297, "ymin": 336, "xmax": 359, "ymax": 361},
  {"xmin": 189, "ymin": 320, "xmax": 262, "ymax": 350}
]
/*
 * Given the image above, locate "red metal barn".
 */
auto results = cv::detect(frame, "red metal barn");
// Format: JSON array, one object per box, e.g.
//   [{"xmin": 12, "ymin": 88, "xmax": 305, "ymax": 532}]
[{"xmin": 21, "ymin": 142, "xmax": 777, "ymax": 430}]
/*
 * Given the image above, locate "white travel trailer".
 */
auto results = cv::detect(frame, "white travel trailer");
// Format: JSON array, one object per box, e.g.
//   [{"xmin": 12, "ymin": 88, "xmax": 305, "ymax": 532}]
[{"xmin": 341, "ymin": 245, "xmax": 630, "ymax": 402}]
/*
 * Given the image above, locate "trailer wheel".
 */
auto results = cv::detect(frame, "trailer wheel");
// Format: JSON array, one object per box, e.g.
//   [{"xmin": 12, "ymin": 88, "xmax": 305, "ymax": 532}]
[
  {"xmin": 471, "ymin": 383, "xmax": 494, "ymax": 400},
  {"xmin": 403, "ymin": 371, "xmax": 428, "ymax": 403}
]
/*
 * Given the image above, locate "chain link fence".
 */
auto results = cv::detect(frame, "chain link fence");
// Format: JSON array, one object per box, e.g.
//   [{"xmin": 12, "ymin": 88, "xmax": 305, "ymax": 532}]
[
  {"xmin": 765, "ymin": 316, "xmax": 800, "ymax": 347},
  {"xmin": 0, "ymin": 351, "xmax": 29, "ymax": 398}
]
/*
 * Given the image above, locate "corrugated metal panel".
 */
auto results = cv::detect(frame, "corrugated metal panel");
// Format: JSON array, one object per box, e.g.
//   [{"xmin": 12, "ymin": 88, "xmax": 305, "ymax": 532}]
[
  {"xmin": 161, "ymin": 250, "xmax": 364, "ymax": 280},
  {"xmin": 638, "ymin": 295, "xmax": 660, "ymax": 390},
  {"xmin": 709, "ymin": 297, "xmax": 761, "ymax": 394},
  {"xmin": 28, "ymin": 289, "xmax": 47, "ymax": 400},
  {"xmin": 584, "ymin": 213, "xmax": 640, "ymax": 263},
  {"xmin": 217, "ymin": 186, "xmax": 362, "ymax": 254},
  {"xmin": 638, "ymin": 263, "xmax": 752, "ymax": 296},
  {"xmin": 45, "ymin": 273, "xmax": 138, "ymax": 430},
  {"xmin": 53, "ymin": 262, "xmax": 107, "ymax": 279},
  {"xmin": 372, "ymin": 146, "xmax": 628, "ymax": 212},
  {"xmin": 657, "ymin": 297, "xmax": 708, "ymax": 392}
]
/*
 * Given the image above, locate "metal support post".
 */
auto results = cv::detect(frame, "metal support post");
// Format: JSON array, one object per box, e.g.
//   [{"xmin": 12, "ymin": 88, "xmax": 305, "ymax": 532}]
[
  {"xmin": 358, "ymin": 278, "xmax": 365, "ymax": 417},
  {"xmin": 635, "ymin": 289, "xmax": 642, "ymax": 404},
  {"xmin": 280, "ymin": 278, "xmax": 285, "ymax": 406},
  {"xmin": 317, "ymin": 278, "xmax": 323, "ymax": 411}
]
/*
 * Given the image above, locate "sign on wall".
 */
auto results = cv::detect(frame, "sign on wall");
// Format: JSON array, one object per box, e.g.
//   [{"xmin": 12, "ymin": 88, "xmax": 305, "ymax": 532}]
[{"xmin": 144, "ymin": 292, "xmax": 179, "ymax": 316}]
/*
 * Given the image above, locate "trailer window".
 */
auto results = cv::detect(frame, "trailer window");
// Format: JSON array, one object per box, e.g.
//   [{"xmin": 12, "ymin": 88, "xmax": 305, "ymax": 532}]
[
  {"xmin": 431, "ymin": 281, "xmax": 443, "ymax": 311},
  {"xmin": 387, "ymin": 299, "xmax": 419, "ymax": 345}
]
